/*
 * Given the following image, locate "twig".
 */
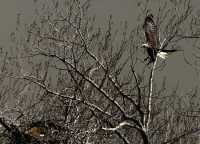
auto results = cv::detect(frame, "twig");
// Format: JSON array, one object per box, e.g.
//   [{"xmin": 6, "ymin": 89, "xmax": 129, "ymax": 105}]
[{"xmin": 102, "ymin": 121, "xmax": 133, "ymax": 131}]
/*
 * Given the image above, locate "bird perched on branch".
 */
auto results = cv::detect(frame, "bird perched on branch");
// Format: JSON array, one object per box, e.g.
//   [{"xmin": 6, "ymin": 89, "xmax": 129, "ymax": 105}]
[{"xmin": 142, "ymin": 13, "xmax": 177, "ymax": 64}]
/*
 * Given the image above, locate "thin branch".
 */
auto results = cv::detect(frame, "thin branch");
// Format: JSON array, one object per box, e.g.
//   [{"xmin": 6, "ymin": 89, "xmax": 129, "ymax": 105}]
[
  {"xmin": 131, "ymin": 66, "xmax": 145, "ymax": 124},
  {"xmin": 102, "ymin": 121, "xmax": 134, "ymax": 131},
  {"xmin": 100, "ymin": 118, "xmax": 130, "ymax": 144},
  {"xmin": 102, "ymin": 120, "xmax": 149, "ymax": 144}
]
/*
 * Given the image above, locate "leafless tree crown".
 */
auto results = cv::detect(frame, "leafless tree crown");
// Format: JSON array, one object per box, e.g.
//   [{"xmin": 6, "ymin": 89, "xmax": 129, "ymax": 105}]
[{"xmin": 0, "ymin": 0, "xmax": 200, "ymax": 144}]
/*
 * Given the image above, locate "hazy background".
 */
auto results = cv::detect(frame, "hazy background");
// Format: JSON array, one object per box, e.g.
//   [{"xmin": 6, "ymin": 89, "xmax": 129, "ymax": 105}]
[{"xmin": 0, "ymin": 0, "xmax": 200, "ymax": 96}]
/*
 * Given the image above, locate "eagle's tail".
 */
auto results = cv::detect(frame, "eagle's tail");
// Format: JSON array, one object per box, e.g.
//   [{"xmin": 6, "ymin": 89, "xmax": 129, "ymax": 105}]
[
  {"xmin": 157, "ymin": 49, "xmax": 180, "ymax": 59},
  {"xmin": 157, "ymin": 52, "xmax": 168, "ymax": 59}
]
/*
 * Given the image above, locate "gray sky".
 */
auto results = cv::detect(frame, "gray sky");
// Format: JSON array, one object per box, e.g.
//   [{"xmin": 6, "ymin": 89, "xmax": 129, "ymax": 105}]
[
  {"xmin": 0, "ymin": 0, "xmax": 139, "ymax": 45},
  {"xmin": 0, "ymin": 0, "xmax": 35, "ymax": 45}
]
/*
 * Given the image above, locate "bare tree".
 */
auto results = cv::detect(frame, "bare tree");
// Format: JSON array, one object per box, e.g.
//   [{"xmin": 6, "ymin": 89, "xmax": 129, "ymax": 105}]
[{"xmin": 1, "ymin": 0, "xmax": 200, "ymax": 144}]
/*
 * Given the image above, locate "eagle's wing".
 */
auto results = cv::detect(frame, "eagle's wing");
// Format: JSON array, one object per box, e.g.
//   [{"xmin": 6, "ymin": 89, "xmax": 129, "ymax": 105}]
[{"xmin": 143, "ymin": 16, "xmax": 158, "ymax": 49}]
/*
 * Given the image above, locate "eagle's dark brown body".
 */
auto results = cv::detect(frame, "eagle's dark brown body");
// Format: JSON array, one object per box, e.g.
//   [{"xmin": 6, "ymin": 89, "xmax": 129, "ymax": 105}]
[{"xmin": 143, "ymin": 14, "xmax": 159, "ymax": 63}]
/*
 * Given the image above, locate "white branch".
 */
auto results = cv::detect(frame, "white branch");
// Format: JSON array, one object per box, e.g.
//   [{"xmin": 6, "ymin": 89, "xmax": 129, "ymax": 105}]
[
  {"xmin": 145, "ymin": 37, "xmax": 167, "ymax": 132},
  {"xmin": 102, "ymin": 121, "xmax": 133, "ymax": 131},
  {"xmin": 160, "ymin": 38, "xmax": 167, "ymax": 50}
]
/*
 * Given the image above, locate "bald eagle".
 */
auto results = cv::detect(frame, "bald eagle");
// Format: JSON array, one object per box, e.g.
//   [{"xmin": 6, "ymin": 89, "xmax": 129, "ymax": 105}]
[{"xmin": 142, "ymin": 14, "xmax": 176, "ymax": 64}]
